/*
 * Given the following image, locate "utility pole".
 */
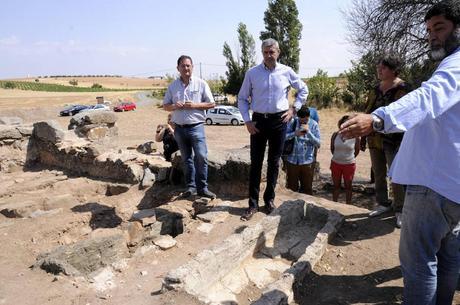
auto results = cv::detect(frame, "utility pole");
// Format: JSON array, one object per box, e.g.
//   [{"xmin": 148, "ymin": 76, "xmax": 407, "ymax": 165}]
[{"xmin": 199, "ymin": 62, "xmax": 202, "ymax": 79}]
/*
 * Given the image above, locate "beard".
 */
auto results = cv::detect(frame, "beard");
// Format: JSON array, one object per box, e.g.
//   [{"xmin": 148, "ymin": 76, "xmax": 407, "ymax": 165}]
[{"xmin": 430, "ymin": 27, "xmax": 460, "ymax": 61}]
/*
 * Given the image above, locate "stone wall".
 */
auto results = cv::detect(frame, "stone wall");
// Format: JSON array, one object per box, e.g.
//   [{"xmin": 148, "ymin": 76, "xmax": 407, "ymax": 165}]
[
  {"xmin": 0, "ymin": 117, "xmax": 34, "ymax": 172},
  {"xmin": 3, "ymin": 112, "xmax": 284, "ymax": 188}
]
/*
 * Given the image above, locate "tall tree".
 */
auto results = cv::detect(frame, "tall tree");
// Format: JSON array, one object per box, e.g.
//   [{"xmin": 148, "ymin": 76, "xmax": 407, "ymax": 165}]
[
  {"xmin": 260, "ymin": 0, "xmax": 302, "ymax": 72},
  {"xmin": 345, "ymin": 0, "xmax": 437, "ymax": 64},
  {"xmin": 223, "ymin": 22, "xmax": 256, "ymax": 95}
]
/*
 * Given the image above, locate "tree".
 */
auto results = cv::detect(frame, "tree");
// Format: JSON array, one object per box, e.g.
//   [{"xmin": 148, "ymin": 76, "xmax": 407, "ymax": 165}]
[
  {"xmin": 343, "ymin": 1, "xmax": 441, "ymax": 109},
  {"xmin": 223, "ymin": 22, "xmax": 256, "ymax": 95},
  {"xmin": 342, "ymin": 51, "xmax": 437, "ymax": 111},
  {"xmin": 307, "ymin": 69, "xmax": 339, "ymax": 108},
  {"xmin": 344, "ymin": 0, "xmax": 437, "ymax": 65},
  {"xmin": 260, "ymin": 0, "xmax": 302, "ymax": 71},
  {"xmin": 343, "ymin": 52, "xmax": 379, "ymax": 110}
]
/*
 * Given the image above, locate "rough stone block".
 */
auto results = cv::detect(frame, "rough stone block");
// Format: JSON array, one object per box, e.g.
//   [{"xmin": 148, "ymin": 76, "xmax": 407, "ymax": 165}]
[
  {"xmin": 0, "ymin": 117, "xmax": 23, "ymax": 125},
  {"xmin": 16, "ymin": 125, "xmax": 33, "ymax": 136},
  {"xmin": 0, "ymin": 125, "xmax": 22, "ymax": 140},
  {"xmin": 127, "ymin": 221, "xmax": 145, "ymax": 247},
  {"xmin": 35, "ymin": 234, "xmax": 129, "ymax": 277},
  {"xmin": 136, "ymin": 141, "xmax": 157, "ymax": 154},
  {"xmin": 132, "ymin": 208, "xmax": 156, "ymax": 227},
  {"xmin": 70, "ymin": 111, "xmax": 117, "ymax": 126},
  {"xmin": 153, "ymin": 235, "xmax": 177, "ymax": 250},
  {"xmin": 33, "ymin": 121, "xmax": 65, "ymax": 143},
  {"xmin": 86, "ymin": 126, "xmax": 110, "ymax": 140},
  {"xmin": 141, "ymin": 167, "xmax": 156, "ymax": 189}
]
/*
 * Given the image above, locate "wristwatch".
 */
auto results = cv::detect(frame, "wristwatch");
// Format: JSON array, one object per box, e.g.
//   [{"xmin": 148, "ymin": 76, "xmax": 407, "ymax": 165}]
[{"xmin": 371, "ymin": 114, "xmax": 384, "ymax": 132}]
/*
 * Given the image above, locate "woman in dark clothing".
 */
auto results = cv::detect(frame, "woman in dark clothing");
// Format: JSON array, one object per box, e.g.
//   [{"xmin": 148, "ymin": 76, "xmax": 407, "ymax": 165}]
[{"xmin": 361, "ymin": 54, "xmax": 410, "ymax": 228}]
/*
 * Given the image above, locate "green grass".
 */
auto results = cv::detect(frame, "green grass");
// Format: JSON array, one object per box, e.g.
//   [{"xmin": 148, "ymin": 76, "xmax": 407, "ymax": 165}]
[{"xmin": 0, "ymin": 80, "xmax": 151, "ymax": 92}]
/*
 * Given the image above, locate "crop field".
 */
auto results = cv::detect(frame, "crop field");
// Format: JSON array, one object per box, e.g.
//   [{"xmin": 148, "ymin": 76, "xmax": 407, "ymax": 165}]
[{"xmin": 0, "ymin": 80, "xmax": 148, "ymax": 92}]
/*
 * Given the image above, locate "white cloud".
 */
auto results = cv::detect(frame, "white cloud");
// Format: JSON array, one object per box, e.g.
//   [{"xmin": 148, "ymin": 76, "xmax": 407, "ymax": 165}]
[
  {"xmin": 29, "ymin": 39, "xmax": 152, "ymax": 56},
  {"xmin": 0, "ymin": 35, "xmax": 20, "ymax": 46}
]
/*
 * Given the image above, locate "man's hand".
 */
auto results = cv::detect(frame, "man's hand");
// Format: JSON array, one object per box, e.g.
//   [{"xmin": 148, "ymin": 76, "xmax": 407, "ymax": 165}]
[
  {"xmin": 295, "ymin": 129, "xmax": 307, "ymax": 137},
  {"xmin": 281, "ymin": 107, "xmax": 295, "ymax": 123},
  {"xmin": 175, "ymin": 101, "xmax": 185, "ymax": 109},
  {"xmin": 245, "ymin": 121, "xmax": 259, "ymax": 135},
  {"xmin": 339, "ymin": 114, "xmax": 374, "ymax": 139},
  {"xmin": 182, "ymin": 101, "xmax": 194, "ymax": 109}
]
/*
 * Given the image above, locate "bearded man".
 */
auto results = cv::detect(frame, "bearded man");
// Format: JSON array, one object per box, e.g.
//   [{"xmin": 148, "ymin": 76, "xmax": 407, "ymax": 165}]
[{"xmin": 340, "ymin": 1, "xmax": 460, "ymax": 304}]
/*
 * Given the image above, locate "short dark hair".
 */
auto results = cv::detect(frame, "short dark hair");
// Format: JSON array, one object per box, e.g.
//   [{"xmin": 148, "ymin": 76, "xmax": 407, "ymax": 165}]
[
  {"xmin": 425, "ymin": 0, "xmax": 460, "ymax": 25},
  {"xmin": 297, "ymin": 105, "xmax": 310, "ymax": 118},
  {"xmin": 177, "ymin": 55, "xmax": 193, "ymax": 66},
  {"xmin": 338, "ymin": 115, "xmax": 350, "ymax": 128},
  {"xmin": 377, "ymin": 54, "xmax": 403, "ymax": 76}
]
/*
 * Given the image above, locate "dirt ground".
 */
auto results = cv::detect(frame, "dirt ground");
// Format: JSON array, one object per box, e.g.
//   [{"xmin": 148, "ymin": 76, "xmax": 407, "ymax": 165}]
[{"xmin": 1, "ymin": 85, "xmax": 459, "ymax": 305}]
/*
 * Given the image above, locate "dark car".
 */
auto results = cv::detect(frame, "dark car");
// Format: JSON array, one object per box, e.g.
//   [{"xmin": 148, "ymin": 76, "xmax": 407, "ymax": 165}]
[
  {"xmin": 114, "ymin": 102, "xmax": 136, "ymax": 112},
  {"xmin": 59, "ymin": 105, "xmax": 89, "ymax": 116}
]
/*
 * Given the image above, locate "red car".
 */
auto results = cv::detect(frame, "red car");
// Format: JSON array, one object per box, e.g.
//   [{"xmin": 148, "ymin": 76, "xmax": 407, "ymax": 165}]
[{"xmin": 114, "ymin": 102, "xmax": 136, "ymax": 112}]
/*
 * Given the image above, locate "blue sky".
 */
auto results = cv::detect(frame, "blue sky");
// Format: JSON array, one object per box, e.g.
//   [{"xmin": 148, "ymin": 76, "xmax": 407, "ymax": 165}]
[{"xmin": 0, "ymin": 0, "xmax": 356, "ymax": 79}]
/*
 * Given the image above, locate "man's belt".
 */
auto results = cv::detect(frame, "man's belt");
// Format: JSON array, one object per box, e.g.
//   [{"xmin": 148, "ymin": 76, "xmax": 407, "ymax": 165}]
[
  {"xmin": 253, "ymin": 110, "xmax": 287, "ymax": 118},
  {"xmin": 174, "ymin": 122, "xmax": 203, "ymax": 128}
]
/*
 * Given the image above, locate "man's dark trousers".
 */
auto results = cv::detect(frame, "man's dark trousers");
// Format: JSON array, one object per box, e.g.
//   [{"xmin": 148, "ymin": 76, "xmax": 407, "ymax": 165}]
[{"xmin": 248, "ymin": 112, "xmax": 287, "ymax": 208}]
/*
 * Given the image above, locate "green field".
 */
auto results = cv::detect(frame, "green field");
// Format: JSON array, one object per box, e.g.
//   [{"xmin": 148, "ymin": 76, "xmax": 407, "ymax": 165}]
[{"xmin": 0, "ymin": 80, "xmax": 150, "ymax": 92}]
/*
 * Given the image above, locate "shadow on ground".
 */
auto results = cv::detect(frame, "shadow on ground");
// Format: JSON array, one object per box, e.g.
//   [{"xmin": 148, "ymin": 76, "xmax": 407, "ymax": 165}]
[
  {"xmin": 295, "ymin": 266, "xmax": 403, "ymax": 305},
  {"xmin": 71, "ymin": 202, "xmax": 122, "ymax": 229}
]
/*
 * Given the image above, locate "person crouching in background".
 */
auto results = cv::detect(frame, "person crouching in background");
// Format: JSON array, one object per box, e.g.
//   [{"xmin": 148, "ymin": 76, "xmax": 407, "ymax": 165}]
[
  {"xmin": 155, "ymin": 113, "xmax": 179, "ymax": 162},
  {"xmin": 330, "ymin": 115, "xmax": 360, "ymax": 204}
]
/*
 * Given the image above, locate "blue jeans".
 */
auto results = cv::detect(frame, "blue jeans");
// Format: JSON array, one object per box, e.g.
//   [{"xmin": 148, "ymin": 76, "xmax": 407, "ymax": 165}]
[
  {"xmin": 399, "ymin": 185, "xmax": 460, "ymax": 305},
  {"xmin": 173, "ymin": 123, "xmax": 208, "ymax": 192}
]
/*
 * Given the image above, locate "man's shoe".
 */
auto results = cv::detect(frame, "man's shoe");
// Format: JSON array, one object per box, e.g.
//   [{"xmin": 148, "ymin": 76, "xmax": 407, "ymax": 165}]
[
  {"xmin": 241, "ymin": 207, "xmax": 258, "ymax": 221},
  {"xmin": 182, "ymin": 189, "xmax": 197, "ymax": 198},
  {"xmin": 264, "ymin": 200, "xmax": 276, "ymax": 214},
  {"xmin": 368, "ymin": 204, "xmax": 392, "ymax": 217},
  {"xmin": 395, "ymin": 212, "xmax": 402, "ymax": 228},
  {"xmin": 198, "ymin": 189, "xmax": 216, "ymax": 199}
]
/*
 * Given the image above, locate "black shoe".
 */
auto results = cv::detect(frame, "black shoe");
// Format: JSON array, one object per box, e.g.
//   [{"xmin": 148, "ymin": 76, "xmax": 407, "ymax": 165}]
[
  {"xmin": 182, "ymin": 189, "xmax": 197, "ymax": 198},
  {"xmin": 198, "ymin": 189, "xmax": 216, "ymax": 199},
  {"xmin": 241, "ymin": 207, "xmax": 258, "ymax": 221},
  {"xmin": 264, "ymin": 200, "xmax": 276, "ymax": 214}
]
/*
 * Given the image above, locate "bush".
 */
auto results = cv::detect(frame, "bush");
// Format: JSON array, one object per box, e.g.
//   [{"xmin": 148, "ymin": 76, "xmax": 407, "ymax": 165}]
[
  {"xmin": 35, "ymin": 78, "xmax": 40, "ymax": 83},
  {"xmin": 91, "ymin": 83, "xmax": 103, "ymax": 89},
  {"xmin": 152, "ymin": 88, "xmax": 167, "ymax": 99},
  {"xmin": 69, "ymin": 79, "xmax": 78, "ymax": 86},
  {"xmin": 3, "ymin": 81, "xmax": 16, "ymax": 89}
]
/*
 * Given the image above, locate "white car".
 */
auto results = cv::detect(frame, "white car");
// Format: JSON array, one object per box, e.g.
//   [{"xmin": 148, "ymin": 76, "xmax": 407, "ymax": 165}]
[
  {"xmin": 81, "ymin": 104, "xmax": 110, "ymax": 112},
  {"xmin": 206, "ymin": 106, "xmax": 244, "ymax": 126}
]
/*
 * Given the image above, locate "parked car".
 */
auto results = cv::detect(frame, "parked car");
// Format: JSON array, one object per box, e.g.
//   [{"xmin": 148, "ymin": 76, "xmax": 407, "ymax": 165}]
[
  {"xmin": 205, "ymin": 106, "xmax": 244, "ymax": 126},
  {"xmin": 212, "ymin": 93, "xmax": 228, "ymax": 102},
  {"xmin": 81, "ymin": 104, "xmax": 110, "ymax": 112},
  {"xmin": 114, "ymin": 102, "xmax": 136, "ymax": 112},
  {"xmin": 59, "ymin": 105, "xmax": 89, "ymax": 116}
]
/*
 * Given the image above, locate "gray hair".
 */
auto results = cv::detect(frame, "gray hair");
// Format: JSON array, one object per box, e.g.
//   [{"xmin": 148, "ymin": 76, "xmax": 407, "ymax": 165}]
[{"xmin": 261, "ymin": 38, "xmax": 279, "ymax": 50}]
